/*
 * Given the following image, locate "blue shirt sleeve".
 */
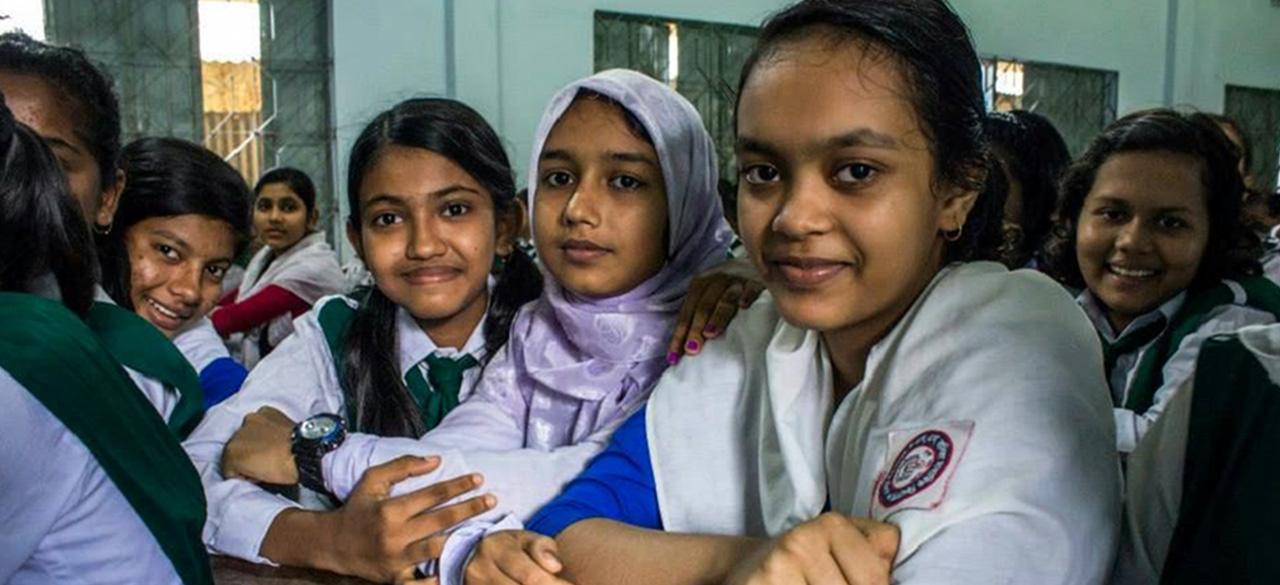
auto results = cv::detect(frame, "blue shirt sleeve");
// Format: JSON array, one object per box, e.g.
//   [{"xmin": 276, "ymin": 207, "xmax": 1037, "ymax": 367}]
[
  {"xmin": 200, "ymin": 357, "xmax": 248, "ymax": 409},
  {"xmin": 526, "ymin": 406, "xmax": 662, "ymax": 537}
]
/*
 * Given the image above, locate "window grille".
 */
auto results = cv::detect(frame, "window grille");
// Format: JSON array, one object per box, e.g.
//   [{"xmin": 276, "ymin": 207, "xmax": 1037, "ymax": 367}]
[
  {"xmin": 594, "ymin": 11, "xmax": 757, "ymax": 186},
  {"xmin": 1225, "ymin": 84, "xmax": 1280, "ymax": 191},
  {"xmin": 983, "ymin": 57, "xmax": 1119, "ymax": 156}
]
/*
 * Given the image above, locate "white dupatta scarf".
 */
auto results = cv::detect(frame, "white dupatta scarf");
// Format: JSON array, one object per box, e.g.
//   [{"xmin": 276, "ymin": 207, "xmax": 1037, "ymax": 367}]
[{"xmin": 234, "ymin": 231, "xmax": 345, "ymax": 366}]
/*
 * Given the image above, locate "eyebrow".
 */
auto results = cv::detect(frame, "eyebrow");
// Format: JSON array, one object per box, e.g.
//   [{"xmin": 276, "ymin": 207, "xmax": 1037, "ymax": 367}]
[
  {"xmin": 151, "ymin": 229, "xmax": 192, "ymax": 253},
  {"xmin": 43, "ymin": 136, "xmax": 84, "ymax": 156},
  {"xmin": 826, "ymin": 128, "xmax": 899, "ymax": 150},
  {"xmin": 362, "ymin": 185, "xmax": 481, "ymax": 208},
  {"xmin": 540, "ymin": 149, "xmax": 572, "ymax": 162},
  {"xmin": 737, "ymin": 128, "xmax": 900, "ymax": 157},
  {"xmin": 607, "ymin": 151, "xmax": 658, "ymax": 167},
  {"xmin": 1090, "ymin": 196, "xmax": 1194, "ymax": 215}
]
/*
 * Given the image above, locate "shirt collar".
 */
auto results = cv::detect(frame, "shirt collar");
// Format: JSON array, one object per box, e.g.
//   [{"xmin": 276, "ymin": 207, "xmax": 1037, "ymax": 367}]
[
  {"xmin": 394, "ymin": 306, "xmax": 488, "ymax": 380},
  {"xmin": 1076, "ymin": 289, "xmax": 1186, "ymax": 343}
]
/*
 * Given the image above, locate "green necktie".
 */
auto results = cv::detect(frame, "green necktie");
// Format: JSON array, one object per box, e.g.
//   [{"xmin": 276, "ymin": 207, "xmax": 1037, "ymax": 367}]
[
  {"xmin": 404, "ymin": 353, "xmax": 479, "ymax": 432},
  {"xmin": 1101, "ymin": 317, "xmax": 1167, "ymax": 387}
]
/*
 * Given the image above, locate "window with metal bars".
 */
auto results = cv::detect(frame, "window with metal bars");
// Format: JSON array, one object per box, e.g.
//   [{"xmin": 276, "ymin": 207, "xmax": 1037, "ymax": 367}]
[
  {"xmin": 982, "ymin": 57, "xmax": 1119, "ymax": 157},
  {"xmin": 44, "ymin": 0, "xmax": 336, "ymax": 232},
  {"xmin": 1225, "ymin": 84, "xmax": 1280, "ymax": 191},
  {"xmin": 594, "ymin": 11, "xmax": 757, "ymax": 187}
]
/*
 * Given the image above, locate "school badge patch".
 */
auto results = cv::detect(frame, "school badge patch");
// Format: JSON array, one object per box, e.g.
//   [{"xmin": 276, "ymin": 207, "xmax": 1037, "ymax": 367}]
[{"xmin": 871, "ymin": 420, "xmax": 974, "ymax": 519}]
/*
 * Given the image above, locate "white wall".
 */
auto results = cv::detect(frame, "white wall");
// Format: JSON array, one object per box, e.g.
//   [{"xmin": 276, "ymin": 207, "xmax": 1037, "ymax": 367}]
[
  {"xmin": 331, "ymin": 0, "xmax": 449, "ymax": 258},
  {"xmin": 330, "ymin": 0, "xmax": 1280, "ymax": 258},
  {"xmin": 953, "ymin": 0, "xmax": 1171, "ymax": 114},
  {"xmin": 1174, "ymin": 0, "xmax": 1280, "ymax": 111}
]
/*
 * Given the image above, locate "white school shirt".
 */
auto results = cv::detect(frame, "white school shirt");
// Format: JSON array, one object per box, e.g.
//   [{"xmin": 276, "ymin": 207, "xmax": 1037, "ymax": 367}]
[
  {"xmin": 1077, "ymin": 284, "xmax": 1276, "ymax": 453},
  {"xmin": 174, "ymin": 316, "xmax": 233, "ymax": 374},
  {"xmin": 648, "ymin": 263, "xmax": 1122, "ymax": 584},
  {"xmin": 1114, "ymin": 324, "xmax": 1280, "ymax": 584},
  {"xmin": 0, "ymin": 367, "xmax": 180, "ymax": 585},
  {"xmin": 182, "ymin": 295, "xmax": 488, "ymax": 564}
]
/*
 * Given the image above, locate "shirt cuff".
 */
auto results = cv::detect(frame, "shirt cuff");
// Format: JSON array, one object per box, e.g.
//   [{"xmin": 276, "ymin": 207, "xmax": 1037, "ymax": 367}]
[
  {"xmin": 1114, "ymin": 408, "xmax": 1140, "ymax": 454},
  {"xmin": 322, "ymin": 432, "xmax": 381, "ymax": 501},
  {"xmin": 438, "ymin": 514, "xmax": 525, "ymax": 585},
  {"xmin": 206, "ymin": 483, "xmax": 301, "ymax": 565}
]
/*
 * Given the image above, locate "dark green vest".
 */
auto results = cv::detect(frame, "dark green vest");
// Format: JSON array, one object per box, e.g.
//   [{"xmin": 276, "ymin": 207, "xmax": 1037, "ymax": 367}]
[
  {"xmin": 1161, "ymin": 333, "xmax": 1280, "ymax": 584},
  {"xmin": 0, "ymin": 293, "xmax": 212, "ymax": 585},
  {"xmin": 86, "ymin": 301, "xmax": 205, "ymax": 438},
  {"xmin": 1124, "ymin": 276, "xmax": 1280, "ymax": 413}
]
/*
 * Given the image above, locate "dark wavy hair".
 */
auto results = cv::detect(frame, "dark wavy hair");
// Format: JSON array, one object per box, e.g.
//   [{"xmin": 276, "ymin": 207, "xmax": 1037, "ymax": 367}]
[
  {"xmin": 343, "ymin": 98, "xmax": 542, "ymax": 437},
  {"xmin": 1043, "ymin": 109, "xmax": 1261, "ymax": 291},
  {"xmin": 255, "ymin": 166, "xmax": 318, "ymax": 215},
  {"xmin": 96, "ymin": 138, "xmax": 252, "ymax": 310},
  {"xmin": 1192, "ymin": 112, "xmax": 1251, "ymax": 177},
  {"xmin": 736, "ymin": 0, "xmax": 1004, "ymax": 263},
  {"xmin": 984, "ymin": 110, "xmax": 1071, "ymax": 267},
  {"xmin": 0, "ymin": 32, "xmax": 122, "ymax": 190},
  {"xmin": 0, "ymin": 92, "xmax": 98, "ymax": 316}
]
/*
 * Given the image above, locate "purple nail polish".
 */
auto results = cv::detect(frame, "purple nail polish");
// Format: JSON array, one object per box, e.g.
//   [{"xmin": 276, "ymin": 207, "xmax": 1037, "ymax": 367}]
[
  {"xmin": 686, "ymin": 340, "xmax": 700, "ymax": 352},
  {"xmin": 703, "ymin": 324, "xmax": 718, "ymax": 335},
  {"xmin": 667, "ymin": 351, "xmax": 680, "ymax": 365}
]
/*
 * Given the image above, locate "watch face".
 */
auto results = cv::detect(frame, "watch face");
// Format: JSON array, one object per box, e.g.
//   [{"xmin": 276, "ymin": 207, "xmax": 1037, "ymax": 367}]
[{"xmin": 298, "ymin": 415, "xmax": 339, "ymax": 440}]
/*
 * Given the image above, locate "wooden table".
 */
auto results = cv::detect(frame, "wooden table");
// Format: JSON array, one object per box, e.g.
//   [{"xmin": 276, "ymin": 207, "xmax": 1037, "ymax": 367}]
[{"xmin": 212, "ymin": 556, "xmax": 376, "ymax": 585}]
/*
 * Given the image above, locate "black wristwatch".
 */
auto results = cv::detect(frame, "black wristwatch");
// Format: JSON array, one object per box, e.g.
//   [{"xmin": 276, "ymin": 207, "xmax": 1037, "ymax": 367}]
[{"xmin": 291, "ymin": 413, "xmax": 346, "ymax": 496}]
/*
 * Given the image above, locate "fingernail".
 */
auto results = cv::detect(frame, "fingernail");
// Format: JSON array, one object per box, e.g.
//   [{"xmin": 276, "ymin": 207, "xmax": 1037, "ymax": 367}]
[
  {"xmin": 483, "ymin": 494, "xmax": 497, "ymax": 507},
  {"xmin": 685, "ymin": 340, "xmax": 700, "ymax": 353},
  {"xmin": 423, "ymin": 456, "xmax": 440, "ymax": 465},
  {"xmin": 667, "ymin": 351, "xmax": 680, "ymax": 365},
  {"xmin": 471, "ymin": 473, "xmax": 484, "ymax": 486},
  {"xmin": 702, "ymin": 324, "xmax": 717, "ymax": 336}
]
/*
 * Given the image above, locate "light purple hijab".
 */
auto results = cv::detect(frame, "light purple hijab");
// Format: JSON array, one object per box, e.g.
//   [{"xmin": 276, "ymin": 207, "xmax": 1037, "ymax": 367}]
[{"xmin": 472, "ymin": 69, "xmax": 734, "ymax": 449}]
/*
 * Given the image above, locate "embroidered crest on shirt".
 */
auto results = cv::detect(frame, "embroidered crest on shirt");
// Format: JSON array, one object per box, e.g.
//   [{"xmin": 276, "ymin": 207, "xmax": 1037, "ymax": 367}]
[{"xmin": 872, "ymin": 420, "xmax": 974, "ymax": 519}]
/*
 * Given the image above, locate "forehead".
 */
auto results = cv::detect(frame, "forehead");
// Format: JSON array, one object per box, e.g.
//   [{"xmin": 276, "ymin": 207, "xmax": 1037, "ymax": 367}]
[
  {"xmin": 132, "ymin": 214, "xmax": 238, "ymax": 256},
  {"xmin": 359, "ymin": 145, "xmax": 485, "ymax": 201},
  {"xmin": 737, "ymin": 36, "xmax": 925, "ymax": 152},
  {"xmin": 257, "ymin": 182, "xmax": 302, "ymax": 201},
  {"xmin": 543, "ymin": 97, "xmax": 655, "ymax": 157},
  {"xmin": 1089, "ymin": 151, "xmax": 1208, "ymax": 212},
  {"xmin": 0, "ymin": 70, "xmax": 87, "ymax": 151}
]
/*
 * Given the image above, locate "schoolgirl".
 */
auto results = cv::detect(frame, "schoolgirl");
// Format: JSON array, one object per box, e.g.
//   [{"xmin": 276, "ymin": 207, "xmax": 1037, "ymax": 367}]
[
  {"xmin": 213, "ymin": 167, "xmax": 346, "ymax": 367},
  {"xmin": 465, "ymin": 1, "xmax": 1120, "ymax": 584},
  {"xmin": 210, "ymin": 70, "xmax": 737, "ymax": 582},
  {"xmin": 183, "ymin": 98, "xmax": 542, "ymax": 582},
  {"xmin": 0, "ymin": 32, "xmax": 208, "ymax": 437},
  {"xmin": 227, "ymin": 69, "xmax": 736, "ymax": 583},
  {"xmin": 98, "ymin": 137, "xmax": 253, "ymax": 408},
  {"xmin": 982, "ymin": 110, "xmax": 1071, "ymax": 268},
  {"xmin": 1043, "ymin": 109, "xmax": 1279, "ymax": 454},
  {"xmin": 0, "ymin": 94, "xmax": 211, "ymax": 585}
]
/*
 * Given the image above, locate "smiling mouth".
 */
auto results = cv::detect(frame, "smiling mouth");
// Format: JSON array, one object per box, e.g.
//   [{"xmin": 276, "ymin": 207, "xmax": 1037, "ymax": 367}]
[
  {"xmin": 402, "ymin": 266, "xmax": 462, "ymax": 284},
  {"xmin": 145, "ymin": 297, "xmax": 190, "ymax": 323},
  {"xmin": 770, "ymin": 257, "xmax": 849, "ymax": 288},
  {"xmin": 561, "ymin": 239, "xmax": 611, "ymax": 262},
  {"xmin": 1107, "ymin": 264, "xmax": 1158, "ymax": 279}
]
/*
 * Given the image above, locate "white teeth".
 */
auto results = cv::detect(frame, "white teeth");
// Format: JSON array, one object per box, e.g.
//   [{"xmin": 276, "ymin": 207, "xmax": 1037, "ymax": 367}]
[
  {"xmin": 1110, "ymin": 266, "xmax": 1155, "ymax": 278},
  {"xmin": 147, "ymin": 298, "xmax": 181, "ymax": 319}
]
